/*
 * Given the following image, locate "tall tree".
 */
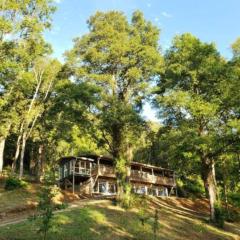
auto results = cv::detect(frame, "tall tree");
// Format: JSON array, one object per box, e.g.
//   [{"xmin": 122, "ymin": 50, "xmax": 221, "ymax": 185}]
[
  {"xmin": 66, "ymin": 10, "xmax": 162, "ymax": 199},
  {"xmin": 155, "ymin": 33, "xmax": 227, "ymax": 221},
  {"xmin": 0, "ymin": 0, "xmax": 56, "ymax": 174},
  {"xmin": 29, "ymin": 72, "xmax": 100, "ymax": 180},
  {"xmin": 14, "ymin": 58, "xmax": 61, "ymax": 178}
]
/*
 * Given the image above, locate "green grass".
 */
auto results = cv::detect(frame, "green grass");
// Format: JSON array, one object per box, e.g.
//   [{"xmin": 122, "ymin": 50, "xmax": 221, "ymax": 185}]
[{"xmin": 0, "ymin": 200, "xmax": 239, "ymax": 240}]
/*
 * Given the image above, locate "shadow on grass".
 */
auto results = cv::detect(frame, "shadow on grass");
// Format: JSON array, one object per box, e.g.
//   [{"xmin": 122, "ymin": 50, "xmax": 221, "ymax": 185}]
[{"xmin": 0, "ymin": 201, "xmax": 239, "ymax": 240}]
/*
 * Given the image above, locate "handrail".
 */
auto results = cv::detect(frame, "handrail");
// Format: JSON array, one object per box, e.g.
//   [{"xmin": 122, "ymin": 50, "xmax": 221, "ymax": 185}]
[{"xmin": 72, "ymin": 163, "xmax": 175, "ymax": 186}]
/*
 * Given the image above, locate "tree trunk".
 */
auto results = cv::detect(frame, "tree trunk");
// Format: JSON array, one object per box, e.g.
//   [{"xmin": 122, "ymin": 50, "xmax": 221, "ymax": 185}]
[
  {"xmin": 238, "ymin": 153, "xmax": 240, "ymax": 183},
  {"xmin": 12, "ymin": 134, "xmax": 22, "ymax": 172},
  {"xmin": 36, "ymin": 144, "xmax": 44, "ymax": 182},
  {"xmin": 222, "ymin": 159, "xmax": 230, "ymax": 218},
  {"xmin": 19, "ymin": 131, "xmax": 27, "ymax": 179},
  {"xmin": 0, "ymin": 137, "xmax": 6, "ymax": 174},
  {"xmin": 201, "ymin": 156, "xmax": 217, "ymax": 222}
]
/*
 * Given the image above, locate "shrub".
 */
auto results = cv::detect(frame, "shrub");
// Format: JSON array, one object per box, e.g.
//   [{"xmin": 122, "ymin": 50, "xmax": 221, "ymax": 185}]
[
  {"xmin": 4, "ymin": 176, "xmax": 27, "ymax": 190},
  {"xmin": 214, "ymin": 203, "xmax": 225, "ymax": 228},
  {"xmin": 118, "ymin": 184, "xmax": 136, "ymax": 209},
  {"xmin": 31, "ymin": 168, "xmax": 60, "ymax": 240},
  {"xmin": 177, "ymin": 176, "xmax": 205, "ymax": 198},
  {"xmin": 152, "ymin": 209, "xmax": 160, "ymax": 240},
  {"xmin": 225, "ymin": 208, "xmax": 240, "ymax": 223},
  {"xmin": 228, "ymin": 192, "xmax": 240, "ymax": 208}
]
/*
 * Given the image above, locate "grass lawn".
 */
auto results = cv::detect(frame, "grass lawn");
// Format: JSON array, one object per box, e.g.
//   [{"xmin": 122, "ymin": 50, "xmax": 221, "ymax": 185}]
[{"xmin": 0, "ymin": 199, "xmax": 239, "ymax": 240}]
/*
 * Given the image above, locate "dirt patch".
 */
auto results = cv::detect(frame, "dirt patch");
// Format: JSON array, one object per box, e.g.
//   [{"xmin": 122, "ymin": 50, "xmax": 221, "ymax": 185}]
[
  {"xmin": 61, "ymin": 190, "xmax": 80, "ymax": 202},
  {"xmin": 164, "ymin": 197, "xmax": 210, "ymax": 214},
  {"xmin": 0, "ymin": 188, "xmax": 79, "ymax": 225}
]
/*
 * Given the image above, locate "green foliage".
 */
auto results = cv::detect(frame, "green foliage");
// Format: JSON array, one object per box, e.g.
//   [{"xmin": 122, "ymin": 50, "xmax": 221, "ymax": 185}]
[
  {"xmin": 192, "ymin": 223, "xmax": 207, "ymax": 234},
  {"xmin": 137, "ymin": 196, "xmax": 150, "ymax": 226},
  {"xmin": 118, "ymin": 184, "xmax": 135, "ymax": 209},
  {"xmin": 154, "ymin": 33, "xmax": 240, "ymax": 222},
  {"xmin": 4, "ymin": 176, "xmax": 28, "ymax": 190},
  {"xmin": 231, "ymin": 37, "xmax": 240, "ymax": 58},
  {"xmin": 214, "ymin": 203, "xmax": 225, "ymax": 228},
  {"xmin": 177, "ymin": 176, "xmax": 205, "ymax": 198},
  {"xmin": 228, "ymin": 192, "xmax": 240, "ymax": 208},
  {"xmin": 33, "ymin": 168, "xmax": 61, "ymax": 240},
  {"xmin": 66, "ymin": 11, "xmax": 162, "ymax": 199},
  {"xmin": 152, "ymin": 209, "xmax": 160, "ymax": 240}
]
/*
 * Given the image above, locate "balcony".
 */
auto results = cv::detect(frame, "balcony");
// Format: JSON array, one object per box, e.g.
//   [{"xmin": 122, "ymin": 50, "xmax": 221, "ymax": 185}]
[
  {"xmin": 96, "ymin": 165, "xmax": 175, "ymax": 186},
  {"xmin": 130, "ymin": 170, "xmax": 175, "ymax": 186}
]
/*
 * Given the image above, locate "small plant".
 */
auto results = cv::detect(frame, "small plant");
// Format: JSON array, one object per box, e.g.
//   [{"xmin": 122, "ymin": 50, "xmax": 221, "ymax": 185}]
[
  {"xmin": 119, "ymin": 184, "xmax": 136, "ymax": 209},
  {"xmin": 193, "ymin": 223, "xmax": 207, "ymax": 233},
  {"xmin": 152, "ymin": 209, "xmax": 160, "ymax": 240},
  {"xmin": 214, "ymin": 203, "xmax": 225, "ymax": 228},
  {"xmin": 228, "ymin": 192, "xmax": 240, "ymax": 208},
  {"xmin": 32, "ymin": 168, "xmax": 60, "ymax": 240},
  {"xmin": 4, "ymin": 176, "xmax": 27, "ymax": 190},
  {"xmin": 137, "ymin": 197, "xmax": 150, "ymax": 226}
]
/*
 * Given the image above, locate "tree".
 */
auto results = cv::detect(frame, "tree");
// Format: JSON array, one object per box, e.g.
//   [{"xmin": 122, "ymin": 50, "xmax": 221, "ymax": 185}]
[
  {"xmin": 28, "ymin": 72, "xmax": 100, "ymax": 180},
  {"xmin": 13, "ymin": 58, "xmax": 61, "ymax": 178},
  {"xmin": 155, "ymin": 33, "xmax": 227, "ymax": 221},
  {"xmin": 0, "ymin": 0, "xmax": 56, "ymax": 174},
  {"xmin": 231, "ymin": 37, "xmax": 240, "ymax": 59},
  {"xmin": 65, "ymin": 11, "xmax": 162, "ymax": 199}
]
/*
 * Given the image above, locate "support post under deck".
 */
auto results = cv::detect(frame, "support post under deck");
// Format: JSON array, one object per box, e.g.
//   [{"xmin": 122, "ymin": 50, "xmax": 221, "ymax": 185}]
[{"xmin": 72, "ymin": 159, "xmax": 76, "ymax": 194}]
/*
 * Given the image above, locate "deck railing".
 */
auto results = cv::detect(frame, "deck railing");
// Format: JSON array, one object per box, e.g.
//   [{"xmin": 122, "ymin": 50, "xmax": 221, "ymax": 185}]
[
  {"xmin": 97, "ymin": 165, "xmax": 175, "ymax": 186},
  {"xmin": 74, "ymin": 167, "xmax": 91, "ymax": 175},
  {"xmin": 71, "ymin": 163, "xmax": 175, "ymax": 186}
]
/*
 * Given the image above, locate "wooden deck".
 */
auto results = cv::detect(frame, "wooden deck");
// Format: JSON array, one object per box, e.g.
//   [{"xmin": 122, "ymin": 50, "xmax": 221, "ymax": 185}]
[
  {"xmin": 63, "ymin": 159, "xmax": 176, "ymax": 187},
  {"xmin": 86, "ymin": 164, "xmax": 176, "ymax": 186}
]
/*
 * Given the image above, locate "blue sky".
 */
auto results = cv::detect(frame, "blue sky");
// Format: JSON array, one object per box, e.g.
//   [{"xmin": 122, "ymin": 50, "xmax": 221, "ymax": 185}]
[{"xmin": 46, "ymin": 0, "xmax": 240, "ymax": 121}]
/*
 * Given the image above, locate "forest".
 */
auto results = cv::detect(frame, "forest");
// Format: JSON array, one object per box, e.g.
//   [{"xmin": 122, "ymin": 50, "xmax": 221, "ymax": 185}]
[{"xmin": 0, "ymin": 0, "xmax": 240, "ymax": 237}]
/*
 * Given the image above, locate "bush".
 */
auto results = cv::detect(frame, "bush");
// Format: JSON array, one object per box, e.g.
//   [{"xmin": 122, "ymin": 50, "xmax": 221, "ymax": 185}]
[
  {"xmin": 118, "ymin": 185, "xmax": 136, "ymax": 209},
  {"xmin": 4, "ymin": 176, "xmax": 28, "ymax": 190},
  {"xmin": 228, "ymin": 192, "xmax": 240, "ymax": 208},
  {"xmin": 214, "ymin": 203, "xmax": 225, "ymax": 228},
  {"xmin": 31, "ymin": 168, "xmax": 60, "ymax": 240},
  {"xmin": 225, "ymin": 208, "xmax": 240, "ymax": 223},
  {"xmin": 177, "ymin": 175, "xmax": 205, "ymax": 198}
]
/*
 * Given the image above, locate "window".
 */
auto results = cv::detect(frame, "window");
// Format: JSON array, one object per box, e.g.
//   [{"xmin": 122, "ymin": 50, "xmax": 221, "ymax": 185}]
[
  {"xmin": 63, "ymin": 164, "xmax": 68, "ymax": 177},
  {"xmin": 80, "ymin": 161, "xmax": 85, "ymax": 168},
  {"xmin": 152, "ymin": 188, "xmax": 158, "ymax": 196},
  {"xmin": 86, "ymin": 162, "xmax": 90, "ymax": 169},
  {"xmin": 141, "ymin": 186, "xmax": 146, "ymax": 194},
  {"xmin": 136, "ymin": 186, "xmax": 146, "ymax": 194},
  {"xmin": 158, "ymin": 187, "xmax": 168, "ymax": 196},
  {"xmin": 99, "ymin": 182, "xmax": 107, "ymax": 193},
  {"xmin": 59, "ymin": 166, "xmax": 63, "ymax": 179},
  {"xmin": 148, "ymin": 188, "xmax": 153, "ymax": 195}
]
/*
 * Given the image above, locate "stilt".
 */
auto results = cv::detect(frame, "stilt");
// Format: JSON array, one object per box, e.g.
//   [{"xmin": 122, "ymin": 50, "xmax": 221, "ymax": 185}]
[{"xmin": 72, "ymin": 160, "xmax": 75, "ymax": 194}]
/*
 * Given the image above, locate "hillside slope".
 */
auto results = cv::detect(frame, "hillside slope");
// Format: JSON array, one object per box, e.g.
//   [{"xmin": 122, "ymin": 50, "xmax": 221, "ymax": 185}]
[{"xmin": 0, "ymin": 192, "xmax": 239, "ymax": 240}]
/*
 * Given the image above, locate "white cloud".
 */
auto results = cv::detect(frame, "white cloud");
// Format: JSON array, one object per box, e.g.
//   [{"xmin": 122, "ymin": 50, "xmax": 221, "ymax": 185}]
[{"xmin": 161, "ymin": 11, "xmax": 173, "ymax": 18}]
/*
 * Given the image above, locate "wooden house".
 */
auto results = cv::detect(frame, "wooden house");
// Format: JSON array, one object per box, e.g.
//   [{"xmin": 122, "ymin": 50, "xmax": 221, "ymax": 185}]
[{"xmin": 59, "ymin": 154, "xmax": 177, "ymax": 197}]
